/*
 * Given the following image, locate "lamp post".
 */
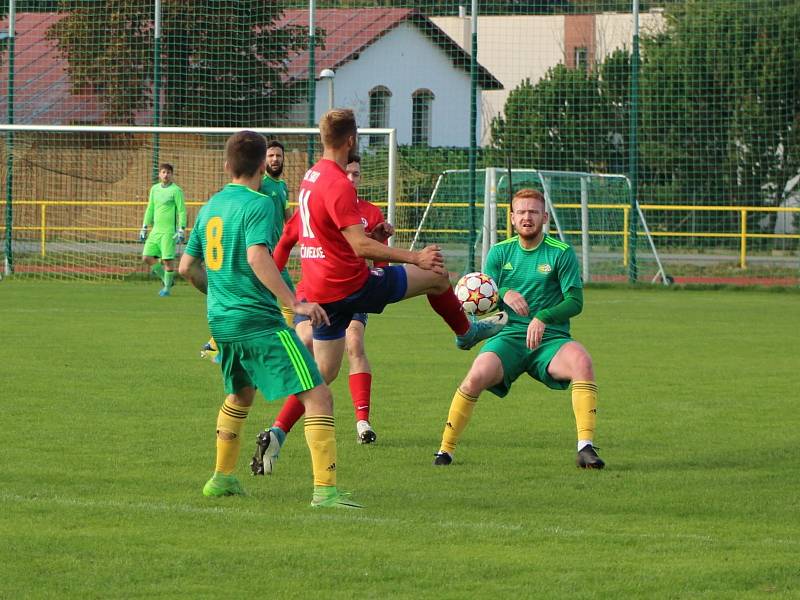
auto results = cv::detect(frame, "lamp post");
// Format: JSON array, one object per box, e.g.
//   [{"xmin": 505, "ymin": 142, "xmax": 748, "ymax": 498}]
[{"xmin": 319, "ymin": 68, "xmax": 335, "ymax": 110}]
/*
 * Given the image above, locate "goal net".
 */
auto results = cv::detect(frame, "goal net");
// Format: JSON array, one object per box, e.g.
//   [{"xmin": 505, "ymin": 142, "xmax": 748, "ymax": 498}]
[
  {"xmin": 405, "ymin": 167, "xmax": 668, "ymax": 283},
  {"xmin": 0, "ymin": 125, "xmax": 396, "ymax": 281}
]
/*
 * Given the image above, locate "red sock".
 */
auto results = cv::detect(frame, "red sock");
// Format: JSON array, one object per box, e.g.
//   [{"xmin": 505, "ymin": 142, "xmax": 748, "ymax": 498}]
[
  {"xmin": 427, "ymin": 288, "xmax": 470, "ymax": 335},
  {"xmin": 349, "ymin": 372, "xmax": 372, "ymax": 422},
  {"xmin": 272, "ymin": 394, "xmax": 305, "ymax": 433}
]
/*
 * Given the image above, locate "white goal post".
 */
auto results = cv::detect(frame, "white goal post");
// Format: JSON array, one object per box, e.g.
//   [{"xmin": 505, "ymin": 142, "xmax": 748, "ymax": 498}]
[{"xmin": 410, "ymin": 167, "xmax": 669, "ymax": 285}]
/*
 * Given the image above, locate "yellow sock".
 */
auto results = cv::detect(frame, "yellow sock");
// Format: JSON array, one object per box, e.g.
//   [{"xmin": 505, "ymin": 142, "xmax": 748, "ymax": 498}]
[
  {"xmin": 304, "ymin": 415, "xmax": 337, "ymax": 488},
  {"xmin": 215, "ymin": 398, "xmax": 251, "ymax": 474},
  {"xmin": 440, "ymin": 388, "xmax": 478, "ymax": 454},
  {"xmin": 571, "ymin": 381, "xmax": 598, "ymax": 442},
  {"xmin": 281, "ymin": 305, "xmax": 295, "ymax": 329}
]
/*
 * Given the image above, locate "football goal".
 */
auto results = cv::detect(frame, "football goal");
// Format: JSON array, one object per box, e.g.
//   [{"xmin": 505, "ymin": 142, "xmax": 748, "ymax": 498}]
[
  {"xmin": 0, "ymin": 124, "xmax": 397, "ymax": 280},
  {"xmin": 404, "ymin": 167, "xmax": 669, "ymax": 284}
]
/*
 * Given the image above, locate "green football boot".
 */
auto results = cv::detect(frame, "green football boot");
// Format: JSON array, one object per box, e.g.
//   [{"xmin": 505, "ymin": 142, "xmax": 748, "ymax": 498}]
[
  {"xmin": 203, "ymin": 472, "xmax": 245, "ymax": 497},
  {"xmin": 310, "ymin": 486, "xmax": 364, "ymax": 509}
]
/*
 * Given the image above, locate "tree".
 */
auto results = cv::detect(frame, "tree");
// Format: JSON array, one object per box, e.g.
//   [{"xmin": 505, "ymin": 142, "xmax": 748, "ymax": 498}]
[
  {"xmin": 640, "ymin": 0, "xmax": 800, "ymax": 208},
  {"xmin": 598, "ymin": 48, "xmax": 631, "ymax": 174},
  {"xmin": 47, "ymin": 0, "xmax": 311, "ymax": 126},
  {"xmin": 490, "ymin": 65, "xmax": 614, "ymax": 172}
]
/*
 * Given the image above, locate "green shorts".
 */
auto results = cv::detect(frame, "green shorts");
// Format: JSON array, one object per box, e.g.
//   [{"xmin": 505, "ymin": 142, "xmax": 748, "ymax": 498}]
[
  {"xmin": 216, "ymin": 329, "xmax": 322, "ymax": 400},
  {"xmin": 479, "ymin": 329, "xmax": 572, "ymax": 397},
  {"xmin": 142, "ymin": 232, "xmax": 177, "ymax": 260}
]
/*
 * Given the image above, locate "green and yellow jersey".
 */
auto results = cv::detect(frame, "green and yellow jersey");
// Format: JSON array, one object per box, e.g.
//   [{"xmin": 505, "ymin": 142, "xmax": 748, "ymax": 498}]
[
  {"xmin": 143, "ymin": 182, "xmax": 186, "ymax": 233},
  {"xmin": 484, "ymin": 234, "xmax": 582, "ymax": 336},
  {"xmin": 260, "ymin": 175, "xmax": 289, "ymax": 240},
  {"xmin": 185, "ymin": 183, "xmax": 283, "ymax": 342},
  {"xmin": 260, "ymin": 174, "xmax": 295, "ymax": 295}
]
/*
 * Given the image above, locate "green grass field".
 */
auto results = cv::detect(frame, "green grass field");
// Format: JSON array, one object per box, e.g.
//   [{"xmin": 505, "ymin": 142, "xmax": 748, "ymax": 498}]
[{"xmin": 1, "ymin": 280, "xmax": 799, "ymax": 598}]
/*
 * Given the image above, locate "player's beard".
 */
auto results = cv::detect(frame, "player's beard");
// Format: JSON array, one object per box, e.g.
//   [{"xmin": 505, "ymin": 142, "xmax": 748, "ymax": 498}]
[
  {"xmin": 516, "ymin": 223, "xmax": 544, "ymax": 243},
  {"xmin": 266, "ymin": 163, "xmax": 283, "ymax": 178}
]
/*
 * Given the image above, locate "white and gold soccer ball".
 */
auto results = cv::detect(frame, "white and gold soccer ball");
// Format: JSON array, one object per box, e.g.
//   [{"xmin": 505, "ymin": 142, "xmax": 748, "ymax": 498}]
[{"xmin": 455, "ymin": 272, "xmax": 499, "ymax": 316}]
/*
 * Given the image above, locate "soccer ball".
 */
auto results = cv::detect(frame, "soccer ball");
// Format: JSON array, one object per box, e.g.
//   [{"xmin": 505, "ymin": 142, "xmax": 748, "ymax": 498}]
[{"xmin": 455, "ymin": 272, "xmax": 499, "ymax": 316}]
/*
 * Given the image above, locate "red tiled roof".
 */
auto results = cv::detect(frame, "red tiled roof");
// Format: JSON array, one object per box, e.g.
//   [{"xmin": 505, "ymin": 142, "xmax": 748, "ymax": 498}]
[
  {"xmin": 278, "ymin": 8, "xmax": 414, "ymax": 80},
  {"xmin": 0, "ymin": 13, "xmax": 107, "ymax": 124},
  {"xmin": 277, "ymin": 8, "xmax": 502, "ymax": 89}
]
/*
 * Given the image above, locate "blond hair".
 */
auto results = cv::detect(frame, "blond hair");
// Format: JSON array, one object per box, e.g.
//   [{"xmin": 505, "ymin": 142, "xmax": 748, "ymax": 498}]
[{"xmin": 319, "ymin": 108, "xmax": 357, "ymax": 149}]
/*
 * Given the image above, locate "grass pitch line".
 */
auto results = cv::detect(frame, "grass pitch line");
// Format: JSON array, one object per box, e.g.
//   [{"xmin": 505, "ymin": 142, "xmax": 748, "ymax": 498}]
[
  {"xmin": 4, "ymin": 492, "xmax": 798, "ymax": 548},
  {"xmin": 0, "ymin": 491, "xmax": 523, "ymax": 532}
]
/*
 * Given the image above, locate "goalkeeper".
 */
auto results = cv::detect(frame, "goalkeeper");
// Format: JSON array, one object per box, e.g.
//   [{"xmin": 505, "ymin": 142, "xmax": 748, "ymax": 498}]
[
  {"xmin": 139, "ymin": 163, "xmax": 187, "ymax": 297},
  {"xmin": 432, "ymin": 188, "xmax": 605, "ymax": 470}
]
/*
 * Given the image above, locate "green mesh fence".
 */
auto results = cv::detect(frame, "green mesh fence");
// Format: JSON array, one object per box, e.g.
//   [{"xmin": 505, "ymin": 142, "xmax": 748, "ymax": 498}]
[{"xmin": 2, "ymin": 1, "xmax": 800, "ymax": 284}]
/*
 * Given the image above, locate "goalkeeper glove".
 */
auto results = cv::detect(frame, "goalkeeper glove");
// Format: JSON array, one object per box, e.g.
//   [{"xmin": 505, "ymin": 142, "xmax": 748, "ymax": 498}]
[
  {"xmin": 138, "ymin": 225, "xmax": 148, "ymax": 242},
  {"xmin": 173, "ymin": 227, "xmax": 185, "ymax": 243}
]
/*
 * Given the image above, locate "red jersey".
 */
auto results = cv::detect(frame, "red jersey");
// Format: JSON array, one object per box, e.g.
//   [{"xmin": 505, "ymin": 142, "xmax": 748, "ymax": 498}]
[
  {"xmin": 274, "ymin": 194, "xmax": 390, "ymax": 299},
  {"xmin": 297, "ymin": 159, "xmax": 369, "ymax": 303},
  {"xmin": 273, "ymin": 211, "xmax": 299, "ymax": 273},
  {"xmin": 356, "ymin": 198, "xmax": 389, "ymax": 268}
]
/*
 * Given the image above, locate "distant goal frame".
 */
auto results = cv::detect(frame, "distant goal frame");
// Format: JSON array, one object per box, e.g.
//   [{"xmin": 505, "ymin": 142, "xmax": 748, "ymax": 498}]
[{"xmin": 0, "ymin": 124, "xmax": 398, "ymax": 276}]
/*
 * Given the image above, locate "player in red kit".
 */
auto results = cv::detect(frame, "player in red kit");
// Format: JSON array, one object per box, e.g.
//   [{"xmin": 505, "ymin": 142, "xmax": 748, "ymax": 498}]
[
  {"xmin": 250, "ymin": 109, "xmax": 506, "ymax": 476},
  {"xmin": 251, "ymin": 156, "xmax": 389, "ymax": 469}
]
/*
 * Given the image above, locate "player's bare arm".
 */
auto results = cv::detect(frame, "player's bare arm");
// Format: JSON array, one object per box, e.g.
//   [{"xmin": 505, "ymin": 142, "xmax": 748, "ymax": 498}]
[
  {"xmin": 341, "ymin": 224, "xmax": 445, "ymax": 274},
  {"xmin": 367, "ymin": 222, "xmax": 395, "ymax": 243},
  {"xmin": 502, "ymin": 289, "xmax": 529, "ymax": 316},
  {"xmin": 415, "ymin": 245, "xmax": 446, "ymax": 274},
  {"xmin": 526, "ymin": 317, "xmax": 546, "ymax": 350},
  {"xmin": 179, "ymin": 253, "xmax": 208, "ymax": 294},
  {"xmin": 247, "ymin": 244, "xmax": 329, "ymax": 327},
  {"xmin": 292, "ymin": 301, "xmax": 330, "ymax": 327}
]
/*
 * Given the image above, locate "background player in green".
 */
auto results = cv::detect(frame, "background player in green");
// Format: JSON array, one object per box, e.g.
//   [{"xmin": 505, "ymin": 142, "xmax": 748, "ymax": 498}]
[
  {"xmin": 179, "ymin": 130, "xmax": 362, "ymax": 508},
  {"xmin": 139, "ymin": 163, "xmax": 187, "ymax": 297},
  {"xmin": 261, "ymin": 140, "xmax": 293, "ymax": 230},
  {"xmin": 260, "ymin": 139, "xmax": 297, "ymax": 315},
  {"xmin": 432, "ymin": 188, "xmax": 605, "ymax": 469}
]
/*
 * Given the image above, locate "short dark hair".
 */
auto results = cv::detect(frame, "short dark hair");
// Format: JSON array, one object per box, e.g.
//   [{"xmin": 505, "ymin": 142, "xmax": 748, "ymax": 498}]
[
  {"xmin": 225, "ymin": 131, "xmax": 267, "ymax": 178},
  {"xmin": 266, "ymin": 140, "xmax": 284, "ymax": 153},
  {"xmin": 348, "ymin": 154, "xmax": 361, "ymax": 165},
  {"xmin": 159, "ymin": 163, "xmax": 174, "ymax": 173},
  {"xmin": 320, "ymin": 108, "xmax": 357, "ymax": 149},
  {"xmin": 511, "ymin": 188, "xmax": 546, "ymax": 210}
]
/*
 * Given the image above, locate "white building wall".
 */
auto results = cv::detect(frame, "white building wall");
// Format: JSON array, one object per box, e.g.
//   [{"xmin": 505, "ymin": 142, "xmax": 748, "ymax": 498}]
[
  {"xmin": 313, "ymin": 21, "xmax": 477, "ymax": 147},
  {"xmin": 595, "ymin": 11, "xmax": 666, "ymax": 61},
  {"xmin": 433, "ymin": 15, "xmax": 565, "ymax": 145},
  {"xmin": 433, "ymin": 12, "xmax": 665, "ymax": 145}
]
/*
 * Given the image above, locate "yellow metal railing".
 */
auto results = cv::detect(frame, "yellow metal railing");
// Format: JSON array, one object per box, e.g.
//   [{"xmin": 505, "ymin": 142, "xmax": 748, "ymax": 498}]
[
  {"xmin": 8, "ymin": 201, "xmax": 204, "ymax": 258},
  {"xmin": 7, "ymin": 200, "xmax": 800, "ymax": 269},
  {"xmin": 516, "ymin": 203, "xmax": 800, "ymax": 269}
]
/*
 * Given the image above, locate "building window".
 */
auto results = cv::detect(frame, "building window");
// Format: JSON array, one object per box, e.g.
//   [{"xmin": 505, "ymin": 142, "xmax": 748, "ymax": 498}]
[
  {"xmin": 412, "ymin": 89, "xmax": 434, "ymax": 147},
  {"xmin": 369, "ymin": 86, "xmax": 391, "ymax": 146},
  {"xmin": 574, "ymin": 46, "xmax": 589, "ymax": 72}
]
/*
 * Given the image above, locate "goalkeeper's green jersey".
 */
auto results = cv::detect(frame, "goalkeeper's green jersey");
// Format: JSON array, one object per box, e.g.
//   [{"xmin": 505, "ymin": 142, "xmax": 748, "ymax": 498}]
[
  {"xmin": 484, "ymin": 234, "xmax": 582, "ymax": 336},
  {"xmin": 143, "ymin": 182, "xmax": 186, "ymax": 233},
  {"xmin": 260, "ymin": 175, "xmax": 289, "ymax": 241},
  {"xmin": 185, "ymin": 183, "xmax": 283, "ymax": 342}
]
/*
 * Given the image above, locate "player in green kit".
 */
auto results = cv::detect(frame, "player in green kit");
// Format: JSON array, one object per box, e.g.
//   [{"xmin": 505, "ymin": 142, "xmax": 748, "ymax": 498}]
[
  {"xmin": 199, "ymin": 140, "xmax": 294, "ymax": 363},
  {"xmin": 432, "ymin": 188, "xmax": 605, "ymax": 470},
  {"xmin": 179, "ymin": 131, "xmax": 363, "ymax": 508},
  {"xmin": 260, "ymin": 139, "xmax": 297, "ymax": 325},
  {"xmin": 139, "ymin": 163, "xmax": 187, "ymax": 297}
]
